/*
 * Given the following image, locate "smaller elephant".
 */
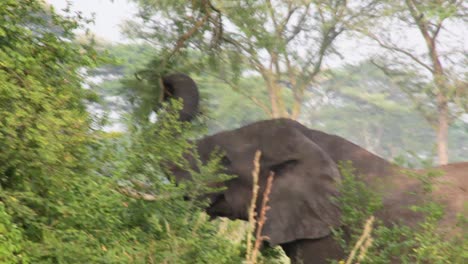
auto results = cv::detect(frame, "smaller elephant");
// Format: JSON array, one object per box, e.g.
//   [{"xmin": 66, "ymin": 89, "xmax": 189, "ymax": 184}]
[{"xmin": 161, "ymin": 73, "xmax": 467, "ymax": 264}]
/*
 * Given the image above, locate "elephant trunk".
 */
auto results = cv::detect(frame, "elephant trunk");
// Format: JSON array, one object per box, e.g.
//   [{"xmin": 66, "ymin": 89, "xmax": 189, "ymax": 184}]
[{"xmin": 162, "ymin": 73, "xmax": 200, "ymax": 122}]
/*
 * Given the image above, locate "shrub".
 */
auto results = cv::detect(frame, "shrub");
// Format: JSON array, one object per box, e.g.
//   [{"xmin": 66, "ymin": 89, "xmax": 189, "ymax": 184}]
[{"xmin": 334, "ymin": 162, "xmax": 467, "ymax": 264}]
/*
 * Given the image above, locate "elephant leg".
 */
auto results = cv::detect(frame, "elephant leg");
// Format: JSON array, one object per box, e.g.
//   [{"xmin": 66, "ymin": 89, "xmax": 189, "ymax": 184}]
[{"xmin": 281, "ymin": 236, "xmax": 345, "ymax": 264}]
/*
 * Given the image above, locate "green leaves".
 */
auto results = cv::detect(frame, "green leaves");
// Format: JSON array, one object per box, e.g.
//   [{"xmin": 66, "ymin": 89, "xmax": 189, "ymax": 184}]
[
  {"xmin": 335, "ymin": 163, "xmax": 467, "ymax": 263},
  {"xmin": 335, "ymin": 161, "xmax": 383, "ymax": 232},
  {"xmin": 0, "ymin": 1, "xmax": 122, "ymax": 262},
  {"xmin": 111, "ymin": 101, "xmax": 247, "ymax": 263},
  {"xmin": 0, "ymin": 202, "xmax": 28, "ymax": 263}
]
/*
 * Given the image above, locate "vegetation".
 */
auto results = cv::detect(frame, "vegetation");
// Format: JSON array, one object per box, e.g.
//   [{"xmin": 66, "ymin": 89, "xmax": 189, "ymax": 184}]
[
  {"xmin": 354, "ymin": 0, "xmax": 467, "ymax": 164},
  {"xmin": 334, "ymin": 162, "xmax": 467, "ymax": 264},
  {"xmin": 124, "ymin": 0, "xmax": 383, "ymax": 119},
  {"xmin": 0, "ymin": 1, "xmax": 249, "ymax": 263},
  {"xmin": 302, "ymin": 62, "xmax": 468, "ymax": 163},
  {"xmin": 0, "ymin": 0, "xmax": 466, "ymax": 263}
]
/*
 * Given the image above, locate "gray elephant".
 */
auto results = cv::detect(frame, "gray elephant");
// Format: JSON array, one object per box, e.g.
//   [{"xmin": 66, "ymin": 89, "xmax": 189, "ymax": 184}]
[{"xmin": 161, "ymin": 73, "xmax": 467, "ymax": 264}]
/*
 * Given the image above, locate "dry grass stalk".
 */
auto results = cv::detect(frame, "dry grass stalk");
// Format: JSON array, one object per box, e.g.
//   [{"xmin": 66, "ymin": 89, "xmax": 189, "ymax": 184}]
[
  {"xmin": 245, "ymin": 150, "xmax": 262, "ymax": 263},
  {"xmin": 356, "ymin": 234, "xmax": 373, "ymax": 263},
  {"xmin": 118, "ymin": 187, "xmax": 159, "ymax": 201},
  {"xmin": 345, "ymin": 216, "xmax": 375, "ymax": 264},
  {"xmin": 245, "ymin": 150, "xmax": 275, "ymax": 264},
  {"xmin": 117, "ymin": 186, "xmax": 183, "ymax": 201},
  {"xmin": 118, "ymin": 178, "xmax": 183, "ymax": 201},
  {"xmin": 251, "ymin": 171, "xmax": 275, "ymax": 262}
]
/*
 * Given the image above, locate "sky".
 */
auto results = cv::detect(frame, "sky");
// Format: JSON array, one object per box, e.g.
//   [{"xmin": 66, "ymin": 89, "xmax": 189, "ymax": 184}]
[{"xmin": 46, "ymin": 0, "xmax": 137, "ymax": 42}]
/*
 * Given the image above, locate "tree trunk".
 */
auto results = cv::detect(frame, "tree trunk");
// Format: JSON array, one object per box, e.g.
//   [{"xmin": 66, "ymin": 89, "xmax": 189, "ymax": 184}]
[
  {"xmin": 268, "ymin": 83, "xmax": 281, "ymax": 118},
  {"xmin": 436, "ymin": 94, "xmax": 449, "ymax": 165},
  {"xmin": 266, "ymin": 73, "xmax": 289, "ymax": 119},
  {"xmin": 406, "ymin": 0, "xmax": 451, "ymax": 165},
  {"xmin": 432, "ymin": 71, "xmax": 449, "ymax": 165}
]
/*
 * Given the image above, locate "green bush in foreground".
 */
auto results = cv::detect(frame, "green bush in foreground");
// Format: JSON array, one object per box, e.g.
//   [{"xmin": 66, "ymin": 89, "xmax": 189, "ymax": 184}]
[{"xmin": 0, "ymin": 202, "xmax": 27, "ymax": 263}]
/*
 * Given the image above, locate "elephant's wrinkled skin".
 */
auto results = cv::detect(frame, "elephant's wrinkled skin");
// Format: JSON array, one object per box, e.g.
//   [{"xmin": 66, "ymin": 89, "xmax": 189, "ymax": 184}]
[{"xmin": 161, "ymin": 73, "xmax": 467, "ymax": 264}]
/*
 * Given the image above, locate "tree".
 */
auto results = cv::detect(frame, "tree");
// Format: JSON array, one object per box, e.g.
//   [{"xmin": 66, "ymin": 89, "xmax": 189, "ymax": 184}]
[
  {"xmin": 87, "ymin": 42, "xmax": 156, "ymax": 129},
  {"xmin": 302, "ymin": 62, "xmax": 468, "ymax": 165},
  {"xmin": 0, "ymin": 2, "xmax": 159, "ymax": 262},
  {"xmin": 356, "ymin": 0, "xmax": 468, "ymax": 164},
  {"xmin": 0, "ymin": 2, "xmax": 256, "ymax": 262},
  {"xmin": 124, "ymin": 0, "xmax": 380, "ymax": 119},
  {"xmin": 91, "ymin": 43, "xmax": 269, "ymax": 130}
]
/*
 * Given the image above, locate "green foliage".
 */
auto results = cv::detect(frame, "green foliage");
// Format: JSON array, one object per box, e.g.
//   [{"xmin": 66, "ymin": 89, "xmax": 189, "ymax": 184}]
[
  {"xmin": 0, "ymin": 1, "xmax": 171, "ymax": 262},
  {"xmin": 125, "ymin": 0, "xmax": 383, "ymax": 118},
  {"xmin": 0, "ymin": 0, "xmax": 111, "ymax": 261},
  {"xmin": 332, "ymin": 161, "xmax": 383, "ymax": 250},
  {"xmin": 0, "ymin": 0, "xmax": 96, "ymax": 187},
  {"xmin": 335, "ymin": 163, "xmax": 467, "ymax": 263},
  {"xmin": 0, "ymin": 202, "xmax": 28, "ymax": 263},
  {"xmin": 115, "ymin": 101, "xmax": 245, "ymax": 263},
  {"xmin": 90, "ymin": 43, "xmax": 155, "ymax": 94},
  {"xmin": 91, "ymin": 42, "xmax": 269, "ymax": 131},
  {"xmin": 335, "ymin": 161, "xmax": 383, "ymax": 232}
]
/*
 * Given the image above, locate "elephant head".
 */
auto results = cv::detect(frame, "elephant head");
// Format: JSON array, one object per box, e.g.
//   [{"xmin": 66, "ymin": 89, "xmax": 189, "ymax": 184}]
[
  {"xmin": 161, "ymin": 74, "xmax": 343, "ymax": 246},
  {"xmin": 196, "ymin": 119, "xmax": 343, "ymax": 246}
]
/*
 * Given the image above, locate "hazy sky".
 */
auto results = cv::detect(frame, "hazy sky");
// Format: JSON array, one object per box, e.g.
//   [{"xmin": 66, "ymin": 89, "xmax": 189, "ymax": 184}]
[{"xmin": 46, "ymin": 0, "xmax": 137, "ymax": 42}]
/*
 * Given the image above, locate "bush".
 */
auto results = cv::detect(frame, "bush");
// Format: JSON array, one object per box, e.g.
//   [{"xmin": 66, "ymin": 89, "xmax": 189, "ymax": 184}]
[
  {"xmin": 334, "ymin": 162, "xmax": 467, "ymax": 264},
  {"xmin": 0, "ymin": 202, "xmax": 28, "ymax": 263}
]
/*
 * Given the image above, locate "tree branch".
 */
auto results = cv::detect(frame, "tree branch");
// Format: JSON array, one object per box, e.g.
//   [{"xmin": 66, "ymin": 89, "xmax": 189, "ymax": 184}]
[
  {"xmin": 286, "ymin": 3, "xmax": 311, "ymax": 43},
  {"xmin": 365, "ymin": 31, "xmax": 434, "ymax": 73}
]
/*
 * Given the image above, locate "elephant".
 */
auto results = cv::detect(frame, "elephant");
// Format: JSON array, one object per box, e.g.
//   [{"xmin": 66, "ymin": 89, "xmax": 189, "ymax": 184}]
[{"xmin": 160, "ymin": 73, "xmax": 467, "ymax": 264}]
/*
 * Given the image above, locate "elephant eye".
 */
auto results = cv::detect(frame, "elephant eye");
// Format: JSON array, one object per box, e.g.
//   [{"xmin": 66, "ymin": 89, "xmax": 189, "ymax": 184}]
[
  {"xmin": 270, "ymin": 159, "xmax": 298, "ymax": 175},
  {"xmin": 221, "ymin": 156, "xmax": 231, "ymax": 167}
]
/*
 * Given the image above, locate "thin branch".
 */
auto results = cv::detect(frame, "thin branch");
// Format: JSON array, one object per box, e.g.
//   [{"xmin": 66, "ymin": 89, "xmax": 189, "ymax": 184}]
[
  {"xmin": 432, "ymin": 20, "xmax": 443, "ymax": 39},
  {"xmin": 365, "ymin": 31, "xmax": 434, "ymax": 73},
  {"xmin": 167, "ymin": 4, "xmax": 211, "ymax": 60},
  {"xmin": 286, "ymin": 3, "xmax": 311, "ymax": 43},
  {"xmin": 266, "ymin": 0, "xmax": 279, "ymax": 29},
  {"xmin": 221, "ymin": 35, "xmax": 266, "ymax": 72},
  {"xmin": 371, "ymin": 60, "xmax": 437, "ymax": 126},
  {"xmin": 405, "ymin": 0, "xmax": 445, "ymax": 76},
  {"xmin": 279, "ymin": 4, "xmax": 299, "ymax": 33},
  {"xmin": 130, "ymin": 179, "xmax": 152, "ymax": 189}
]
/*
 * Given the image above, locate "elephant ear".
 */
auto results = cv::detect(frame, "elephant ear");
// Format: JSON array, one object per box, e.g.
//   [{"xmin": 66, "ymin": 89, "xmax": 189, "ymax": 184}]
[{"xmin": 256, "ymin": 122, "xmax": 342, "ymax": 246}]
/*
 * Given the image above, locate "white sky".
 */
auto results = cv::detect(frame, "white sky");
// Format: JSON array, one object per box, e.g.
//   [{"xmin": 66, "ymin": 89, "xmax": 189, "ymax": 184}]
[{"xmin": 46, "ymin": 0, "xmax": 137, "ymax": 42}]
